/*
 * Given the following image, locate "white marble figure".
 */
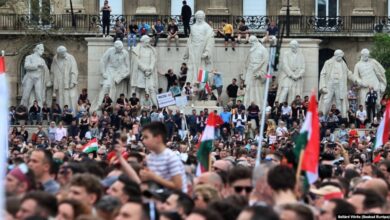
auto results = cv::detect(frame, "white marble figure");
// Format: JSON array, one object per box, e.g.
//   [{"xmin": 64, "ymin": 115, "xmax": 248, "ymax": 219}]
[
  {"xmin": 276, "ymin": 40, "xmax": 305, "ymax": 104},
  {"xmin": 353, "ymin": 48, "xmax": 387, "ymax": 108},
  {"xmin": 21, "ymin": 44, "xmax": 51, "ymax": 107},
  {"xmin": 93, "ymin": 41, "xmax": 130, "ymax": 111},
  {"xmin": 51, "ymin": 46, "xmax": 79, "ymax": 112},
  {"xmin": 319, "ymin": 50, "xmax": 354, "ymax": 117},
  {"xmin": 243, "ymin": 35, "xmax": 269, "ymax": 108},
  {"xmin": 184, "ymin": 10, "xmax": 215, "ymax": 85},
  {"xmin": 130, "ymin": 35, "xmax": 158, "ymax": 105}
]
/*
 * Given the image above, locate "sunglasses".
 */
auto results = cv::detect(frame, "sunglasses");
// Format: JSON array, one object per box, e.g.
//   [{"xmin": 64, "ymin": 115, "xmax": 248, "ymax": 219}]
[
  {"xmin": 234, "ymin": 186, "xmax": 253, "ymax": 194},
  {"xmin": 193, "ymin": 195, "xmax": 209, "ymax": 203}
]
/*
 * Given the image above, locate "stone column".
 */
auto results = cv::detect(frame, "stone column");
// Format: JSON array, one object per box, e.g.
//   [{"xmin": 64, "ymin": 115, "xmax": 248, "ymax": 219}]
[
  {"xmin": 207, "ymin": 0, "xmax": 229, "ymax": 15},
  {"xmin": 279, "ymin": 0, "xmax": 301, "ymax": 15},
  {"xmin": 135, "ymin": 0, "xmax": 157, "ymax": 14}
]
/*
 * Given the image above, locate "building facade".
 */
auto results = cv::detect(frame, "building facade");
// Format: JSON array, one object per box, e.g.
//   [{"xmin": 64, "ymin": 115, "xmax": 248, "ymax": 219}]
[{"xmin": 0, "ymin": 0, "xmax": 388, "ymax": 105}]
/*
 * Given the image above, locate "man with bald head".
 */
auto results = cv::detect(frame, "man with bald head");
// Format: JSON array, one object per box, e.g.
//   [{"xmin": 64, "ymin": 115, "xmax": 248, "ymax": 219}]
[
  {"xmin": 51, "ymin": 45, "xmax": 79, "ymax": 111},
  {"xmin": 212, "ymin": 160, "xmax": 233, "ymax": 172},
  {"xmin": 362, "ymin": 178, "xmax": 388, "ymax": 200},
  {"xmin": 196, "ymin": 172, "xmax": 224, "ymax": 194}
]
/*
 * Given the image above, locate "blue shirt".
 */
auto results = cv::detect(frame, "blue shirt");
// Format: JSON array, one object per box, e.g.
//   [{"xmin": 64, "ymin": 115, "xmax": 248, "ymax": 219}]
[
  {"xmin": 154, "ymin": 24, "xmax": 164, "ymax": 33},
  {"xmin": 220, "ymin": 111, "xmax": 231, "ymax": 123},
  {"xmin": 213, "ymin": 73, "xmax": 223, "ymax": 87}
]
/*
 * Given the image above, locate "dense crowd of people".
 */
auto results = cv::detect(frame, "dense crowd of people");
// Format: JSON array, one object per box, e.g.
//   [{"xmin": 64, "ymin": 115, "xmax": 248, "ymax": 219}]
[{"xmin": 6, "ymin": 66, "xmax": 390, "ymax": 220}]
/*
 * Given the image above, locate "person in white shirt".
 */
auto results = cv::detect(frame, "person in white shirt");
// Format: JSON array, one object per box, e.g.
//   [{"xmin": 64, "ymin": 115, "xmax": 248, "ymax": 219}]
[
  {"xmin": 55, "ymin": 122, "xmax": 67, "ymax": 141},
  {"xmin": 276, "ymin": 120, "xmax": 288, "ymax": 138},
  {"xmin": 281, "ymin": 102, "xmax": 292, "ymax": 127},
  {"xmin": 356, "ymin": 104, "xmax": 367, "ymax": 128},
  {"xmin": 232, "ymin": 109, "xmax": 247, "ymax": 135}
]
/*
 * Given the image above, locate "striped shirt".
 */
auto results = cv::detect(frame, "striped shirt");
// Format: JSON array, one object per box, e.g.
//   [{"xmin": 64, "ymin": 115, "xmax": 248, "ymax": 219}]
[{"xmin": 146, "ymin": 148, "xmax": 187, "ymax": 192}]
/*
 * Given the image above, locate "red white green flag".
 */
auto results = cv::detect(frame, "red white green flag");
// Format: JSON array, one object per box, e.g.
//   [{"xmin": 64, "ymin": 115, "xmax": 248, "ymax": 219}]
[
  {"xmin": 196, "ymin": 112, "xmax": 218, "ymax": 176},
  {"xmin": 374, "ymin": 100, "xmax": 390, "ymax": 150},
  {"xmin": 82, "ymin": 138, "xmax": 99, "ymax": 153},
  {"xmin": 197, "ymin": 69, "xmax": 209, "ymax": 83},
  {"xmin": 0, "ymin": 54, "xmax": 8, "ymax": 213},
  {"xmin": 294, "ymin": 94, "xmax": 320, "ymax": 184}
]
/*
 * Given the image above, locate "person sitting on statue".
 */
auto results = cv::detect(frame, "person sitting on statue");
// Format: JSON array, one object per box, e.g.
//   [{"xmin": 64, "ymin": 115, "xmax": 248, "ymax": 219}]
[{"xmin": 29, "ymin": 100, "xmax": 42, "ymax": 125}]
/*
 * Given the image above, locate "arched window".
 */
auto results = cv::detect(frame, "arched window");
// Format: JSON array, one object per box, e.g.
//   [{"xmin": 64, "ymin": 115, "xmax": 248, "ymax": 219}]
[
  {"xmin": 171, "ymin": 0, "xmax": 195, "ymax": 15},
  {"xmin": 243, "ymin": 0, "xmax": 266, "ymax": 15}
]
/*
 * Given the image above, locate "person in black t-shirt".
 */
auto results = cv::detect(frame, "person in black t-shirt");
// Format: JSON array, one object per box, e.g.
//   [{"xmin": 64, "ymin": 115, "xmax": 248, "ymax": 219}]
[
  {"xmin": 101, "ymin": 0, "xmax": 112, "ymax": 37},
  {"xmin": 237, "ymin": 20, "xmax": 249, "ymax": 44},
  {"xmin": 128, "ymin": 20, "xmax": 138, "ymax": 49},
  {"xmin": 160, "ymin": 69, "xmax": 178, "ymax": 92},
  {"xmin": 116, "ymin": 93, "xmax": 128, "ymax": 109},
  {"xmin": 227, "ymin": 78, "xmax": 239, "ymax": 103},
  {"xmin": 167, "ymin": 20, "xmax": 179, "ymax": 51},
  {"xmin": 129, "ymin": 93, "xmax": 140, "ymax": 113}
]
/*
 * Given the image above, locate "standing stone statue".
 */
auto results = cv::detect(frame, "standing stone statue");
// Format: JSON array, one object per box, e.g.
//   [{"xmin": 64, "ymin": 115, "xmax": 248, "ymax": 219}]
[
  {"xmin": 51, "ymin": 46, "xmax": 79, "ymax": 112},
  {"xmin": 319, "ymin": 50, "xmax": 354, "ymax": 117},
  {"xmin": 276, "ymin": 40, "xmax": 305, "ymax": 104},
  {"xmin": 353, "ymin": 48, "xmax": 387, "ymax": 108},
  {"xmin": 243, "ymin": 35, "xmax": 269, "ymax": 108},
  {"xmin": 184, "ymin": 10, "xmax": 215, "ymax": 85},
  {"xmin": 21, "ymin": 44, "xmax": 51, "ymax": 107},
  {"xmin": 92, "ymin": 41, "xmax": 130, "ymax": 111},
  {"xmin": 130, "ymin": 35, "xmax": 158, "ymax": 105}
]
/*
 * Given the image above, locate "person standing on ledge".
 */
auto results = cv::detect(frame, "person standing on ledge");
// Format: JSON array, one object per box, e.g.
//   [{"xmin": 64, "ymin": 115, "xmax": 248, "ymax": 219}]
[
  {"xmin": 101, "ymin": 0, "xmax": 111, "ymax": 38},
  {"xmin": 181, "ymin": 1, "xmax": 192, "ymax": 37}
]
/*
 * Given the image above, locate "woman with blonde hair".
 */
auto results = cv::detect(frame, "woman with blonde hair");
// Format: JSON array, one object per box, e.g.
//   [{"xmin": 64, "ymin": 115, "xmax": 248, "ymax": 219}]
[{"xmin": 193, "ymin": 184, "xmax": 220, "ymax": 209}]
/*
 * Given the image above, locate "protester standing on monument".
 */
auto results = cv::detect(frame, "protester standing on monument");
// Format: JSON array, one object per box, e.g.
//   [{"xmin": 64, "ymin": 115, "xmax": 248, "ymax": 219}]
[
  {"xmin": 227, "ymin": 78, "xmax": 238, "ymax": 104},
  {"xmin": 365, "ymin": 87, "xmax": 378, "ymax": 123},
  {"xmin": 181, "ymin": 1, "xmax": 192, "ymax": 37},
  {"xmin": 212, "ymin": 69, "xmax": 223, "ymax": 106},
  {"xmin": 101, "ymin": 0, "xmax": 111, "ymax": 37}
]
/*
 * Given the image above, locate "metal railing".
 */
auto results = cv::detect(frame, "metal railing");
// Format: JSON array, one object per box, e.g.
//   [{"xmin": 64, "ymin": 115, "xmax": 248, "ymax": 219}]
[{"xmin": 0, "ymin": 14, "xmax": 388, "ymax": 36}]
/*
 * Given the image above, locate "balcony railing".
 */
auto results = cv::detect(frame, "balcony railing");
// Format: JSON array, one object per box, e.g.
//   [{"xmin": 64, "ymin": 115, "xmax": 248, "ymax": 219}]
[{"xmin": 0, "ymin": 14, "xmax": 388, "ymax": 36}]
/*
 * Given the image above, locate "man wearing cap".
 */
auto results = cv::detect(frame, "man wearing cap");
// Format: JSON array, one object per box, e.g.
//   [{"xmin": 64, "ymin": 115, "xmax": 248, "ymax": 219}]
[{"xmin": 6, "ymin": 165, "xmax": 34, "ymax": 197}]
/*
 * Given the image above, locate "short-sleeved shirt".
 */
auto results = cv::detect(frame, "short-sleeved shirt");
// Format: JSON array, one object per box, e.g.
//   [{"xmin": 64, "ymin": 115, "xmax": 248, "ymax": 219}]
[
  {"xmin": 129, "ymin": 24, "xmax": 138, "ymax": 34},
  {"xmin": 147, "ymin": 148, "xmax": 187, "ymax": 192},
  {"xmin": 168, "ymin": 24, "xmax": 179, "ymax": 34},
  {"xmin": 220, "ymin": 111, "xmax": 232, "ymax": 123},
  {"xmin": 267, "ymin": 26, "xmax": 279, "ymax": 36},
  {"xmin": 239, "ymin": 24, "xmax": 249, "ymax": 32},
  {"xmin": 213, "ymin": 74, "xmax": 223, "ymax": 88},
  {"xmin": 223, "ymin": 24, "xmax": 234, "ymax": 34},
  {"xmin": 129, "ymin": 97, "xmax": 139, "ymax": 106}
]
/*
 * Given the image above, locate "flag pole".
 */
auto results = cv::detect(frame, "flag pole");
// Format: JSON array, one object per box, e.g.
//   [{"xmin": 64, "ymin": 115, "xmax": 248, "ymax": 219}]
[
  {"xmin": 255, "ymin": 42, "xmax": 277, "ymax": 168},
  {"xmin": 295, "ymin": 150, "xmax": 304, "ymax": 184}
]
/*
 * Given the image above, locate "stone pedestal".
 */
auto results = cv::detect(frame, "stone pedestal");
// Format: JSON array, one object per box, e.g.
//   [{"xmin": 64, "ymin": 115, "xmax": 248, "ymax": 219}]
[
  {"xmin": 207, "ymin": 0, "xmax": 229, "ymax": 15},
  {"xmin": 135, "ymin": 0, "xmax": 157, "ymax": 14},
  {"xmin": 65, "ymin": 0, "xmax": 85, "ymax": 13},
  {"xmin": 85, "ymin": 38, "xmax": 321, "ymax": 106}
]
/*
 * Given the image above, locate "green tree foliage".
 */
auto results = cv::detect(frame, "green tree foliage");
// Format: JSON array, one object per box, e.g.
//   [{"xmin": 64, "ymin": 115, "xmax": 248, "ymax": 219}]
[{"xmin": 371, "ymin": 34, "xmax": 390, "ymax": 96}]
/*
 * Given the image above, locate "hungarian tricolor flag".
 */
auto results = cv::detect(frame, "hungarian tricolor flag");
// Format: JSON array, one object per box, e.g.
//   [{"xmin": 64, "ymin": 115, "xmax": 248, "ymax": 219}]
[
  {"xmin": 0, "ymin": 54, "xmax": 9, "ymax": 212},
  {"xmin": 197, "ymin": 69, "xmax": 209, "ymax": 83},
  {"xmin": 196, "ymin": 112, "xmax": 218, "ymax": 176},
  {"xmin": 294, "ymin": 94, "xmax": 320, "ymax": 184},
  {"xmin": 374, "ymin": 100, "xmax": 390, "ymax": 150},
  {"xmin": 82, "ymin": 138, "xmax": 99, "ymax": 153}
]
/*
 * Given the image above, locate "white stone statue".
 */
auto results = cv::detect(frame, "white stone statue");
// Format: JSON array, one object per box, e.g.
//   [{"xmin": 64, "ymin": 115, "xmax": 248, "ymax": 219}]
[
  {"xmin": 243, "ymin": 35, "xmax": 269, "ymax": 108},
  {"xmin": 276, "ymin": 40, "xmax": 305, "ymax": 104},
  {"xmin": 92, "ymin": 41, "xmax": 130, "ymax": 111},
  {"xmin": 51, "ymin": 46, "xmax": 79, "ymax": 111},
  {"xmin": 319, "ymin": 50, "xmax": 354, "ymax": 117},
  {"xmin": 130, "ymin": 35, "xmax": 158, "ymax": 105},
  {"xmin": 184, "ymin": 10, "xmax": 215, "ymax": 85},
  {"xmin": 353, "ymin": 48, "xmax": 387, "ymax": 108},
  {"xmin": 21, "ymin": 44, "xmax": 51, "ymax": 107}
]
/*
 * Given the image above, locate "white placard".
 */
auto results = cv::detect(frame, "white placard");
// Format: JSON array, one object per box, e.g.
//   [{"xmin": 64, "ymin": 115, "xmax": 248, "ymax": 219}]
[{"xmin": 157, "ymin": 92, "xmax": 176, "ymax": 108}]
